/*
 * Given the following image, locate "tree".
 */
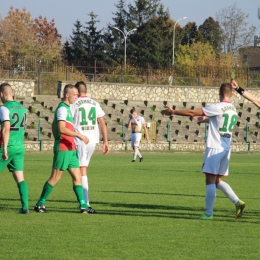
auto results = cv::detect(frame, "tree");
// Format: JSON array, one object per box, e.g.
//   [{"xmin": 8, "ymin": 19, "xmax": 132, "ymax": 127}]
[
  {"xmin": 33, "ymin": 16, "xmax": 61, "ymax": 59},
  {"xmin": 130, "ymin": 7, "xmax": 172, "ymax": 68},
  {"xmin": 181, "ymin": 22, "xmax": 198, "ymax": 45},
  {"xmin": 83, "ymin": 12, "xmax": 104, "ymax": 61},
  {"xmin": 216, "ymin": 3, "xmax": 257, "ymax": 53},
  {"xmin": 128, "ymin": 0, "xmax": 171, "ymax": 68},
  {"xmin": 0, "ymin": 6, "xmax": 35, "ymax": 57},
  {"xmin": 198, "ymin": 17, "xmax": 223, "ymax": 53},
  {"xmin": 105, "ymin": 0, "xmax": 129, "ymax": 64},
  {"xmin": 0, "ymin": 6, "xmax": 61, "ymax": 58},
  {"xmin": 127, "ymin": 0, "xmax": 162, "ymax": 28},
  {"xmin": 175, "ymin": 41, "xmax": 216, "ymax": 67},
  {"xmin": 68, "ymin": 20, "xmax": 86, "ymax": 61}
]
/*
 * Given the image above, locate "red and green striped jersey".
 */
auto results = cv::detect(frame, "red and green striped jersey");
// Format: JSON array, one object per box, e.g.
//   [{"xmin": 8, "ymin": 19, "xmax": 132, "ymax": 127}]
[{"xmin": 53, "ymin": 102, "xmax": 76, "ymax": 151}]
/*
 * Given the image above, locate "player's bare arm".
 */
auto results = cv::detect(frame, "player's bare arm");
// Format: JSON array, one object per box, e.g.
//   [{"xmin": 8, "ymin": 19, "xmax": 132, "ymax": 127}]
[
  {"xmin": 143, "ymin": 124, "xmax": 149, "ymax": 141},
  {"xmin": 2, "ymin": 121, "xmax": 10, "ymax": 160},
  {"xmin": 127, "ymin": 114, "xmax": 132, "ymax": 129},
  {"xmin": 161, "ymin": 105, "xmax": 204, "ymax": 117},
  {"xmin": 193, "ymin": 116, "xmax": 209, "ymax": 123},
  {"xmin": 58, "ymin": 121, "xmax": 89, "ymax": 144},
  {"xmin": 231, "ymin": 80, "xmax": 260, "ymax": 108},
  {"xmin": 97, "ymin": 117, "xmax": 109, "ymax": 155}
]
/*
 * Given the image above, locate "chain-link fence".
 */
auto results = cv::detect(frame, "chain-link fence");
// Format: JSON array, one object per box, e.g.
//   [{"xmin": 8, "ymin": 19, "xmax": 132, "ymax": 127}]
[{"xmin": 1, "ymin": 56, "xmax": 260, "ymax": 94}]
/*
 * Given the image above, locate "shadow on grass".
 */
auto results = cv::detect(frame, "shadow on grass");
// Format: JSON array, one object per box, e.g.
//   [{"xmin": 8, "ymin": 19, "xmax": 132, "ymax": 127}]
[{"xmin": 102, "ymin": 190, "xmax": 204, "ymax": 197}]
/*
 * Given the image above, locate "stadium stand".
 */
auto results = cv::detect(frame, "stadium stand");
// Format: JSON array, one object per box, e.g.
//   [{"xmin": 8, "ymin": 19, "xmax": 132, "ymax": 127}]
[{"xmin": 18, "ymin": 95, "xmax": 260, "ymax": 145}]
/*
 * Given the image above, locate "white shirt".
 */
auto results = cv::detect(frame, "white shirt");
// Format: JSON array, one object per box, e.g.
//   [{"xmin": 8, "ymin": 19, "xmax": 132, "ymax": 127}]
[
  {"xmin": 202, "ymin": 101, "xmax": 238, "ymax": 150},
  {"xmin": 0, "ymin": 106, "xmax": 10, "ymax": 121},
  {"xmin": 70, "ymin": 96, "xmax": 105, "ymax": 145}
]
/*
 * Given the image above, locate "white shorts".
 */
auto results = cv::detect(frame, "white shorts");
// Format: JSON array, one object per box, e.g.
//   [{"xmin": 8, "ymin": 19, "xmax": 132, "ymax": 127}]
[
  {"xmin": 202, "ymin": 147, "xmax": 231, "ymax": 176},
  {"xmin": 76, "ymin": 143, "xmax": 96, "ymax": 167},
  {"xmin": 131, "ymin": 132, "xmax": 142, "ymax": 148}
]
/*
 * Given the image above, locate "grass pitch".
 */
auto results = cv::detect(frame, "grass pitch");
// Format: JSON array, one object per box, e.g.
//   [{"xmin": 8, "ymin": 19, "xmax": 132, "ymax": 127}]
[{"xmin": 0, "ymin": 152, "xmax": 260, "ymax": 259}]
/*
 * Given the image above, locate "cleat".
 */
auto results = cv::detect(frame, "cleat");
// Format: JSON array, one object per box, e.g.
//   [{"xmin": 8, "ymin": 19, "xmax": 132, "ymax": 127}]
[
  {"xmin": 80, "ymin": 207, "xmax": 96, "ymax": 214},
  {"xmin": 139, "ymin": 157, "xmax": 144, "ymax": 162},
  {"xmin": 235, "ymin": 200, "xmax": 245, "ymax": 220},
  {"xmin": 81, "ymin": 207, "xmax": 96, "ymax": 214},
  {"xmin": 86, "ymin": 207, "xmax": 96, "ymax": 214},
  {"xmin": 34, "ymin": 205, "xmax": 48, "ymax": 213},
  {"xmin": 18, "ymin": 209, "xmax": 29, "ymax": 214},
  {"xmin": 132, "ymin": 160, "xmax": 135, "ymax": 162},
  {"xmin": 199, "ymin": 213, "xmax": 213, "ymax": 220},
  {"xmin": 81, "ymin": 208, "xmax": 88, "ymax": 214}
]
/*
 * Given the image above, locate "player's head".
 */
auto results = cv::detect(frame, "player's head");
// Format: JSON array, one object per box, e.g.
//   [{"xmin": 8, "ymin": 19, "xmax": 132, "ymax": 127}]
[
  {"xmin": 130, "ymin": 107, "xmax": 138, "ymax": 117},
  {"xmin": 75, "ymin": 81, "xmax": 87, "ymax": 95},
  {"xmin": 63, "ymin": 84, "xmax": 78, "ymax": 104},
  {"xmin": 0, "ymin": 82, "xmax": 14, "ymax": 103},
  {"xmin": 219, "ymin": 83, "xmax": 233, "ymax": 101}
]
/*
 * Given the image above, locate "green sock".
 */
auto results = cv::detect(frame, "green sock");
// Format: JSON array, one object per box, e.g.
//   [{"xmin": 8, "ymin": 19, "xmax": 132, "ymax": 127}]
[
  {"xmin": 37, "ymin": 182, "xmax": 54, "ymax": 206},
  {"xmin": 73, "ymin": 185, "xmax": 87, "ymax": 208},
  {"xmin": 17, "ymin": 180, "xmax": 29, "ymax": 211}
]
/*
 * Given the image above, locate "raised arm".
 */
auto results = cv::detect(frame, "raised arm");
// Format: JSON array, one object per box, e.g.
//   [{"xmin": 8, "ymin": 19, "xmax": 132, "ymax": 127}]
[
  {"xmin": 127, "ymin": 114, "xmax": 132, "ymax": 129},
  {"xmin": 231, "ymin": 80, "xmax": 260, "ymax": 108},
  {"xmin": 161, "ymin": 105, "xmax": 204, "ymax": 117}
]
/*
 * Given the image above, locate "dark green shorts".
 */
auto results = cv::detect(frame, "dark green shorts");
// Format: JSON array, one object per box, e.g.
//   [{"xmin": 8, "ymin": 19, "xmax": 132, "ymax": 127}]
[
  {"xmin": 52, "ymin": 150, "xmax": 79, "ymax": 170},
  {"xmin": 0, "ymin": 147, "xmax": 25, "ymax": 172}
]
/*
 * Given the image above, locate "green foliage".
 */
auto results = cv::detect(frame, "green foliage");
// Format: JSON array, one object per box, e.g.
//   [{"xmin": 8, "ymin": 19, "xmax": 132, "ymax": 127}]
[
  {"xmin": 0, "ymin": 153, "xmax": 260, "ymax": 259},
  {"xmin": 198, "ymin": 17, "xmax": 223, "ymax": 53}
]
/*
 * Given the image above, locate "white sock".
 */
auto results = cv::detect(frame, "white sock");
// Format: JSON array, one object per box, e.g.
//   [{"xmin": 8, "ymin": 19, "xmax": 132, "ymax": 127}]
[
  {"xmin": 217, "ymin": 181, "xmax": 239, "ymax": 205},
  {"xmin": 136, "ymin": 149, "xmax": 142, "ymax": 158},
  {"xmin": 205, "ymin": 184, "xmax": 216, "ymax": 216},
  {"xmin": 133, "ymin": 149, "xmax": 138, "ymax": 160},
  {"xmin": 81, "ymin": 176, "xmax": 89, "ymax": 206}
]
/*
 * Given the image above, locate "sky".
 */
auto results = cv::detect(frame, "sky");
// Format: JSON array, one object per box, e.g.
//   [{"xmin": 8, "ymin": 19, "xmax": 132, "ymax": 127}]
[{"xmin": 0, "ymin": 0, "xmax": 259, "ymax": 42}]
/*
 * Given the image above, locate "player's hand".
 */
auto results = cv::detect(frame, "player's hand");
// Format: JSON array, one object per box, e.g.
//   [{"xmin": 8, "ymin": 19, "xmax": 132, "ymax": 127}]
[
  {"xmin": 79, "ymin": 134, "xmax": 89, "ymax": 144},
  {"xmin": 2, "ymin": 149, "xmax": 8, "ymax": 160},
  {"xmin": 102, "ymin": 143, "xmax": 109, "ymax": 155},
  {"xmin": 193, "ymin": 116, "xmax": 209, "ymax": 123},
  {"xmin": 161, "ymin": 105, "xmax": 174, "ymax": 116},
  {"xmin": 231, "ymin": 80, "xmax": 238, "ymax": 89}
]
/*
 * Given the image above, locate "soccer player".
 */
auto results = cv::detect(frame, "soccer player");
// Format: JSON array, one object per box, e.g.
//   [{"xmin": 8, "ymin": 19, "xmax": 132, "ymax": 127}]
[
  {"xmin": 0, "ymin": 83, "xmax": 29, "ymax": 214},
  {"xmin": 231, "ymin": 79, "xmax": 260, "ymax": 108},
  {"xmin": 161, "ymin": 83, "xmax": 245, "ymax": 220},
  {"xmin": 70, "ymin": 81, "xmax": 109, "ymax": 213},
  {"xmin": 127, "ymin": 107, "xmax": 149, "ymax": 162},
  {"xmin": 34, "ymin": 84, "xmax": 90, "ymax": 213}
]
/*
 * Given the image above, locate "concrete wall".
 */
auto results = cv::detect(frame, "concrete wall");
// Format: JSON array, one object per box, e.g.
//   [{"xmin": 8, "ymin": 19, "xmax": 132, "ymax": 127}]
[
  {"xmin": 58, "ymin": 81, "xmax": 260, "ymax": 104},
  {"xmin": 0, "ymin": 79, "xmax": 35, "ymax": 97},
  {"xmin": 25, "ymin": 141, "xmax": 254, "ymax": 153}
]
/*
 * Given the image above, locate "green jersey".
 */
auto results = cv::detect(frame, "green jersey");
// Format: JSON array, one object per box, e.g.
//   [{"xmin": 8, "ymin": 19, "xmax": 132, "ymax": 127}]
[
  {"xmin": 0, "ymin": 101, "xmax": 27, "ymax": 148},
  {"xmin": 53, "ymin": 102, "xmax": 76, "ymax": 152}
]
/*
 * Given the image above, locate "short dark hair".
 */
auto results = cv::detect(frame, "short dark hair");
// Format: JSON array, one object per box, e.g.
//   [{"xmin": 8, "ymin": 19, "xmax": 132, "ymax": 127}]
[
  {"xmin": 0, "ymin": 82, "xmax": 11, "ymax": 92},
  {"xmin": 63, "ymin": 84, "xmax": 76, "ymax": 97},
  {"xmin": 75, "ymin": 81, "xmax": 87, "ymax": 94},
  {"xmin": 219, "ymin": 83, "xmax": 232, "ymax": 96},
  {"xmin": 130, "ymin": 107, "xmax": 136, "ymax": 114}
]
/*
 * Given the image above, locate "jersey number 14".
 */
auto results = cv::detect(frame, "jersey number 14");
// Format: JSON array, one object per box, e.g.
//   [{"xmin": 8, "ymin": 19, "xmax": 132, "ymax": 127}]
[{"xmin": 79, "ymin": 107, "xmax": 96, "ymax": 125}]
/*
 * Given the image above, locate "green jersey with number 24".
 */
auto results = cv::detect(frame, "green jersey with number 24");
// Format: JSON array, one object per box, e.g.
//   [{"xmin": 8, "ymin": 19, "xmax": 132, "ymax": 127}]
[{"xmin": 0, "ymin": 101, "xmax": 27, "ymax": 148}]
